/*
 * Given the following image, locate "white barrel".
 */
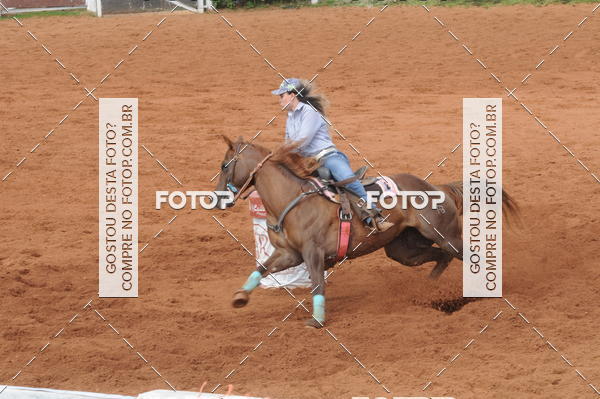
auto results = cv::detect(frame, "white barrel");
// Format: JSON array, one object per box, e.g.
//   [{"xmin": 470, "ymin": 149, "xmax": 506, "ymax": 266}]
[{"xmin": 248, "ymin": 191, "xmax": 312, "ymax": 289}]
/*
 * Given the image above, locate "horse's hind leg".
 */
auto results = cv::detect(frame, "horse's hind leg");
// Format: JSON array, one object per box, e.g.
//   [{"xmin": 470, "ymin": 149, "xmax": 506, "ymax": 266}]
[
  {"xmin": 232, "ymin": 248, "xmax": 302, "ymax": 308},
  {"xmin": 384, "ymin": 228, "xmax": 454, "ymax": 279},
  {"xmin": 428, "ymin": 251, "xmax": 454, "ymax": 279},
  {"xmin": 415, "ymin": 213, "xmax": 463, "ymax": 262},
  {"xmin": 385, "ymin": 227, "xmax": 439, "ymax": 265}
]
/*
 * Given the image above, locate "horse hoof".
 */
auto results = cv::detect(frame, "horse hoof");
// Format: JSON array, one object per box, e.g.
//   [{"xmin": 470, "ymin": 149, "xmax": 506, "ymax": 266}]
[
  {"xmin": 232, "ymin": 290, "xmax": 249, "ymax": 308},
  {"xmin": 428, "ymin": 273, "xmax": 440, "ymax": 280},
  {"xmin": 304, "ymin": 318, "xmax": 325, "ymax": 329}
]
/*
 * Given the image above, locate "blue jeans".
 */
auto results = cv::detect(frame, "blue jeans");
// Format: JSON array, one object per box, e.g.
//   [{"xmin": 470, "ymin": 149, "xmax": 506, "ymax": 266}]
[{"xmin": 320, "ymin": 151, "xmax": 368, "ymax": 201}]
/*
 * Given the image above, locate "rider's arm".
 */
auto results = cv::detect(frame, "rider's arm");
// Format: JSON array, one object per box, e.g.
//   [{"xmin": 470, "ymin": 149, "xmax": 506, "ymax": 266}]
[{"xmin": 288, "ymin": 106, "xmax": 322, "ymax": 153}]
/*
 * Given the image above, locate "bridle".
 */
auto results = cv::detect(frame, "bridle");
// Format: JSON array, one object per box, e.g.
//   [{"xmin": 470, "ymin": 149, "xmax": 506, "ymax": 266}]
[
  {"xmin": 221, "ymin": 144, "xmax": 241, "ymax": 196},
  {"xmin": 221, "ymin": 143, "xmax": 273, "ymax": 205},
  {"xmin": 221, "ymin": 142, "xmax": 323, "ymax": 233}
]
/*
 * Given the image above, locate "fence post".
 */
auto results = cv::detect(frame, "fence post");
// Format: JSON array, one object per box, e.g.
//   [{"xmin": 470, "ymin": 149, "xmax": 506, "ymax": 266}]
[{"xmin": 198, "ymin": 0, "xmax": 211, "ymax": 13}]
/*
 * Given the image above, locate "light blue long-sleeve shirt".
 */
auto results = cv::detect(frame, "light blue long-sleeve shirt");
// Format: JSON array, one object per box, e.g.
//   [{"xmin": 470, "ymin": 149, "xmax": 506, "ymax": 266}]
[{"xmin": 285, "ymin": 102, "xmax": 335, "ymax": 157}]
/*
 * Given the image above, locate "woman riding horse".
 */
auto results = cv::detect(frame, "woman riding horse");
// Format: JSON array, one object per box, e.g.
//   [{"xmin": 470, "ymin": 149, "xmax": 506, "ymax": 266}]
[
  {"xmin": 271, "ymin": 78, "xmax": 394, "ymax": 233},
  {"xmin": 217, "ymin": 79, "xmax": 521, "ymax": 329}
]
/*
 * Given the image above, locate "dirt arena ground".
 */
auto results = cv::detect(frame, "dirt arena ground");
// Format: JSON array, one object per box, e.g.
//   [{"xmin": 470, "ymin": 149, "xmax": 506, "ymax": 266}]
[{"xmin": 1, "ymin": 3, "xmax": 599, "ymax": 399}]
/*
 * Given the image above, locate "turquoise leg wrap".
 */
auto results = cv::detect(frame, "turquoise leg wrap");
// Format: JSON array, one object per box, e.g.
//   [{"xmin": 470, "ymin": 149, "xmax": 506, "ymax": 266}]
[
  {"xmin": 242, "ymin": 271, "xmax": 262, "ymax": 291},
  {"xmin": 312, "ymin": 294, "xmax": 325, "ymax": 323}
]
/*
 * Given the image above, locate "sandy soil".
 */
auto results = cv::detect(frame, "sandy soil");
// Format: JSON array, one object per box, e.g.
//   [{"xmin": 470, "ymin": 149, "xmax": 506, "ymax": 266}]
[{"xmin": 1, "ymin": 3, "xmax": 599, "ymax": 399}]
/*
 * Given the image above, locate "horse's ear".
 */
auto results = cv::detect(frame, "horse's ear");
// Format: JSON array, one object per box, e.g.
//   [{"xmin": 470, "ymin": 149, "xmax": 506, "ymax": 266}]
[
  {"xmin": 221, "ymin": 134, "xmax": 234, "ymax": 150},
  {"xmin": 236, "ymin": 135, "xmax": 244, "ymax": 143}
]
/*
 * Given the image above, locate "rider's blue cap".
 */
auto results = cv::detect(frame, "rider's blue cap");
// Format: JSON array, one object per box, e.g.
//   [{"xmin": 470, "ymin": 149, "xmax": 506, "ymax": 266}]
[{"xmin": 271, "ymin": 78, "xmax": 302, "ymax": 95}]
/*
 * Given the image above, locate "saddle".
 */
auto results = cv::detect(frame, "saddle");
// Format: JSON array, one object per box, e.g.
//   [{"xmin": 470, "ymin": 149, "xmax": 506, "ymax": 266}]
[
  {"xmin": 310, "ymin": 166, "xmax": 400, "ymax": 258},
  {"xmin": 265, "ymin": 165, "xmax": 399, "ymax": 261},
  {"xmin": 308, "ymin": 165, "xmax": 383, "ymax": 206},
  {"xmin": 313, "ymin": 165, "xmax": 374, "ymax": 188}
]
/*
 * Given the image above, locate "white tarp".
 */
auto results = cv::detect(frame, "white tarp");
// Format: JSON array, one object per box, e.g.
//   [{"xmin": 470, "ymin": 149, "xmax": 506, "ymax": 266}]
[
  {"xmin": 0, "ymin": 386, "xmax": 134, "ymax": 399},
  {"xmin": 0, "ymin": 387, "xmax": 264, "ymax": 399},
  {"xmin": 139, "ymin": 390, "xmax": 264, "ymax": 399}
]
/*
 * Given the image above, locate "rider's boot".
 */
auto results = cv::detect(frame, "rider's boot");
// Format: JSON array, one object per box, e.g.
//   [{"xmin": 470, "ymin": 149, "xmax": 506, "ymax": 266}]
[
  {"xmin": 365, "ymin": 211, "xmax": 394, "ymax": 232},
  {"xmin": 356, "ymin": 200, "xmax": 394, "ymax": 233},
  {"xmin": 372, "ymin": 211, "xmax": 394, "ymax": 232}
]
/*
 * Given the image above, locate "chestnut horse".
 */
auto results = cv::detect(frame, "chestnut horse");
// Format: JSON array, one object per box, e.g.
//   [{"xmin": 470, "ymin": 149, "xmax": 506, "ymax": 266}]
[{"xmin": 215, "ymin": 136, "xmax": 519, "ymax": 328}]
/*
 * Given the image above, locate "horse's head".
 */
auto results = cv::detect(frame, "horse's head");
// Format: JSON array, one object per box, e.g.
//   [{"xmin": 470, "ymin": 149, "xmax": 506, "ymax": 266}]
[{"xmin": 214, "ymin": 135, "xmax": 257, "ymax": 209}]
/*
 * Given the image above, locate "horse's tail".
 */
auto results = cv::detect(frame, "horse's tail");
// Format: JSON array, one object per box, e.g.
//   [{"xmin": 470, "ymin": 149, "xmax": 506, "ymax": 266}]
[
  {"xmin": 501, "ymin": 188, "xmax": 522, "ymax": 227},
  {"xmin": 439, "ymin": 181, "xmax": 522, "ymax": 227}
]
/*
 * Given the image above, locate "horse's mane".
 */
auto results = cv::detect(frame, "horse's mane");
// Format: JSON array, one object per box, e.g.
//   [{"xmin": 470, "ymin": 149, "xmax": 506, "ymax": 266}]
[
  {"xmin": 271, "ymin": 141, "xmax": 319, "ymax": 179},
  {"xmin": 252, "ymin": 141, "xmax": 318, "ymax": 179}
]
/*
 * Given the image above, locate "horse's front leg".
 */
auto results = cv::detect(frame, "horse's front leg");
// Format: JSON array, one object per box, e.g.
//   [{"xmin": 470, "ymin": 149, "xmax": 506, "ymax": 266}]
[
  {"xmin": 232, "ymin": 248, "xmax": 301, "ymax": 308},
  {"xmin": 302, "ymin": 244, "xmax": 326, "ymax": 329}
]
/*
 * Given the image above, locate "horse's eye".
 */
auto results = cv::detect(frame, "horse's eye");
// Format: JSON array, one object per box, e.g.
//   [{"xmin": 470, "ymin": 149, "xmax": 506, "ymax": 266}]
[{"xmin": 221, "ymin": 162, "xmax": 228, "ymax": 171}]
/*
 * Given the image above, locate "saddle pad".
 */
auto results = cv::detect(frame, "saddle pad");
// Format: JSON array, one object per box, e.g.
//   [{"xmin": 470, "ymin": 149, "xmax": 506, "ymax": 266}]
[
  {"xmin": 364, "ymin": 176, "xmax": 401, "ymax": 198},
  {"xmin": 309, "ymin": 175, "xmax": 400, "ymax": 203},
  {"xmin": 307, "ymin": 177, "xmax": 338, "ymax": 202}
]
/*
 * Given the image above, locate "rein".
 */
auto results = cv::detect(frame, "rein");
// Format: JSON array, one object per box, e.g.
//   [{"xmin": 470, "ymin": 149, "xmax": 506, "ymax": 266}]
[
  {"xmin": 223, "ymin": 143, "xmax": 326, "ymax": 234},
  {"xmin": 266, "ymin": 180, "xmax": 322, "ymax": 233},
  {"xmin": 231, "ymin": 151, "xmax": 273, "ymax": 203}
]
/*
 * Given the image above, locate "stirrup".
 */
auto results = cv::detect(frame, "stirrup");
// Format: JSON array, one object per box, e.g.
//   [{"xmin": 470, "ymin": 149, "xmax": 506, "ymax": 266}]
[
  {"xmin": 374, "ymin": 214, "xmax": 394, "ymax": 232},
  {"xmin": 363, "ymin": 207, "xmax": 393, "ymax": 232},
  {"xmin": 362, "ymin": 216, "xmax": 377, "ymax": 230}
]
